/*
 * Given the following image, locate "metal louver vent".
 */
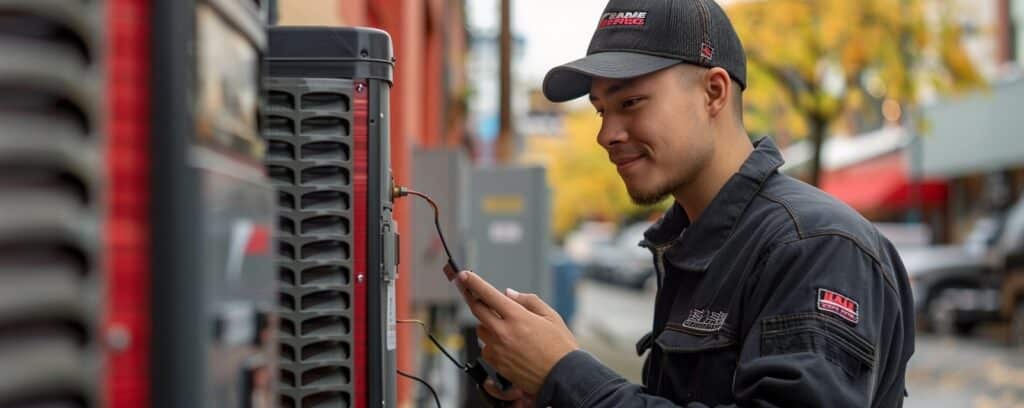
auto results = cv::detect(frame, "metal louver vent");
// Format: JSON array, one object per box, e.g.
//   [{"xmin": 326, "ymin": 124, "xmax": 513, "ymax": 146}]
[
  {"xmin": 265, "ymin": 77, "xmax": 355, "ymax": 408},
  {"xmin": 0, "ymin": 1, "xmax": 102, "ymax": 406}
]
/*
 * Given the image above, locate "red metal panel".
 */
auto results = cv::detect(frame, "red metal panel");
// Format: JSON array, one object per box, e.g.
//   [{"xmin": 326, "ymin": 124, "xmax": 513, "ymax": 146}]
[
  {"xmin": 367, "ymin": 1, "xmax": 417, "ymax": 403},
  {"xmin": 352, "ymin": 80, "xmax": 369, "ymax": 408},
  {"xmin": 104, "ymin": 0, "xmax": 151, "ymax": 407}
]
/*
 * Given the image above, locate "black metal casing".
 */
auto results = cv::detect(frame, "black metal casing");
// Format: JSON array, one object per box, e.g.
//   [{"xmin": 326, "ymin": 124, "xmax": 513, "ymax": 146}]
[
  {"xmin": 151, "ymin": 1, "xmax": 278, "ymax": 407},
  {"xmin": 265, "ymin": 26, "xmax": 398, "ymax": 408}
]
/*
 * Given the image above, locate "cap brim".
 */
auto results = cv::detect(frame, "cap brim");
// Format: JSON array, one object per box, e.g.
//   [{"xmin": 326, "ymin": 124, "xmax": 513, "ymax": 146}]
[{"xmin": 542, "ymin": 52, "xmax": 681, "ymax": 102}]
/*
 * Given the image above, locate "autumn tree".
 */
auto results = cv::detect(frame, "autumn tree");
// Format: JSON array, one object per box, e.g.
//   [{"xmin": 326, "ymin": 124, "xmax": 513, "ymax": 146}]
[{"xmin": 728, "ymin": 0, "xmax": 983, "ymax": 186}]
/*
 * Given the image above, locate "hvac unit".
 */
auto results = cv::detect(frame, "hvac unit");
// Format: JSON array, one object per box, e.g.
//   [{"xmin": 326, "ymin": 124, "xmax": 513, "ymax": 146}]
[
  {"xmin": 0, "ymin": 1, "xmax": 279, "ymax": 407},
  {"xmin": 265, "ymin": 27, "xmax": 399, "ymax": 408},
  {"xmin": 0, "ymin": 1, "xmax": 104, "ymax": 406}
]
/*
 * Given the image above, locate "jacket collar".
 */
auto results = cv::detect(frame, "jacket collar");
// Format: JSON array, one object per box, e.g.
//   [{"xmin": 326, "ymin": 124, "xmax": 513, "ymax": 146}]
[{"xmin": 642, "ymin": 137, "xmax": 785, "ymax": 272}]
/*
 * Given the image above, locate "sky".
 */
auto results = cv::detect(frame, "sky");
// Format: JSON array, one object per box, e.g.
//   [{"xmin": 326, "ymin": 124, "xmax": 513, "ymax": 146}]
[{"xmin": 468, "ymin": 0, "xmax": 604, "ymax": 83}]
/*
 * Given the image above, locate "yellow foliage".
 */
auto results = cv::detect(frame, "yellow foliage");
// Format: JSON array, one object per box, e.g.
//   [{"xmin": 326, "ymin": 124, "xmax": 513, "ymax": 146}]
[
  {"xmin": 522, "ymin": 110, "xmax": 670, "ymax": 240},
  {"xmin": 728, "ymin": 0, "xmax": 984, "ymax": 142}
]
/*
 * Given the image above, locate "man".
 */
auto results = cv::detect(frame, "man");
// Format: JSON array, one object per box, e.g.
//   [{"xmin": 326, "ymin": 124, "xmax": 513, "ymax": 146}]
[{"xmin": 454, "ymin": 0, "xmax": 915, "ymax": 406}]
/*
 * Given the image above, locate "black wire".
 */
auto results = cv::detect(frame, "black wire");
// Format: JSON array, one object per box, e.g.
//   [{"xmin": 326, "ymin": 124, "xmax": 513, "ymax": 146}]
[
  {"xmin": 397, "ymin": 369, "xmax": 442, "ymax": 408},
  {"xmin": 404, "ymin": 190, "xmax": 457, "ymax": 266},
  {"xmin": 397, "ymin": 319, "xmax": 466, "ymax": 370}
]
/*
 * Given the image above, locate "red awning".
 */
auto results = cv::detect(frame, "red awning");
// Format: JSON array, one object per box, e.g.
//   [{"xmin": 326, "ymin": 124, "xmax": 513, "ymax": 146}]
[{"xmin": 820, "ymin": 152, "xmax": 948, "ymax": 213}]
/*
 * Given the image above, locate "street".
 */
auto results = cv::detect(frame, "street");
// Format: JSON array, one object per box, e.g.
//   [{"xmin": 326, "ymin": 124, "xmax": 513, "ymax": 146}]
[{"xmin": 572, "ymin": 279, "xmax": 1024, "ymax": 407}]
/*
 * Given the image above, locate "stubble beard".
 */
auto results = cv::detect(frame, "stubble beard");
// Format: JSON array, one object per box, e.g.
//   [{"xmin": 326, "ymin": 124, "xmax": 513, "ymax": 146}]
[
  {"xmin": 627, "ymin": 173, "xmax": 686, "ymax": 205},
  {"xmin": 626, "ymin": 152, "xmax": 710, "ymax": 206}
]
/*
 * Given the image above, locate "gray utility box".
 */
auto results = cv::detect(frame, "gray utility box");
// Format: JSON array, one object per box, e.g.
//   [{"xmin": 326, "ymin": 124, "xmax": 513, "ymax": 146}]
[
  {"xmin": 411, "ymin": 147, "xmax": 472, "ymax": 305},
  {"xmin": 466, "ymin": 166, "xmax": 552, "ymax": 310}
]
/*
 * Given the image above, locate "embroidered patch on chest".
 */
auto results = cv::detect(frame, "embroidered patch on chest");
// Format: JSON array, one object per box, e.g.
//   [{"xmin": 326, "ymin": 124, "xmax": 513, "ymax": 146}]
[
  {"xmin": 681, "ymin": 309, "xmax": 728, "ymax": 332},
  {"xmin": 817, "ymin": 288, "xmax": 859, "ymax": 324}
]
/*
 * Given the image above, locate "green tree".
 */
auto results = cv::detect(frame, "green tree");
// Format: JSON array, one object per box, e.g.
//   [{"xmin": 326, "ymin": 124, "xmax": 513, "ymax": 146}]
[{"xmin": 728, "ymin": 0, "xmax": 984, "ymax": 186}]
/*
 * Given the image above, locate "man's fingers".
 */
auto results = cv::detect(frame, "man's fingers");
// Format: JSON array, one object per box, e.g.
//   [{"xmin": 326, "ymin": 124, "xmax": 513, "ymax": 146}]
[
  {"xmin": 458, "ymin": 271, "xmax": 521, "ymax": 318},
  {"xmin": 466, "ymin": 292, "xmax": 503, "ymax": 328},
  {"xmin": 506, "ymin": 289, "xmax": 556, "ymax": 317},
  {"xmin": 483, "ymin": 379, "xmax": 525, "ymax": 401}
]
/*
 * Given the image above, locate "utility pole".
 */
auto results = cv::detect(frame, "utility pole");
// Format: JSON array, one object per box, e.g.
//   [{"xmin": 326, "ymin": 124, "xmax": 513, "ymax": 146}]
[{"xmin": 496, "ymin": 0, "xmax": 513, "ymax": 163}]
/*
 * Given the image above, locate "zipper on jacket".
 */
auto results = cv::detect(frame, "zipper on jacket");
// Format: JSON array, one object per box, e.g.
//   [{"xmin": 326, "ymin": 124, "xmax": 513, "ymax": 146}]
[
  {"xmin": 640, "ymin": 239, "xmax": 673, "ymax": 290},
  {"xmin": 639, "ymin": 232, "xmax": 683, "ymax": 394}
]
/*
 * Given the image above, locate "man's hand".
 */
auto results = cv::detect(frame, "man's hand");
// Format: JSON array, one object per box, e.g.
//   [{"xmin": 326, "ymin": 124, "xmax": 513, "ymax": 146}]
[
  {"xmin": 455, "ymin": 270, "xmax": 579, "ymax": 396},
  {"xmin": 483, "ymin": 380, "xmax": 534, "ymax": 408}
]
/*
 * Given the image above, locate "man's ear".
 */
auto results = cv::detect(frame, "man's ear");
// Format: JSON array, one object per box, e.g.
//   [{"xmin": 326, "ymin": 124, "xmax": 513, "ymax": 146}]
[{"xmin": 704, "ymin": 67, "xmax": 732, "ymax": 119}]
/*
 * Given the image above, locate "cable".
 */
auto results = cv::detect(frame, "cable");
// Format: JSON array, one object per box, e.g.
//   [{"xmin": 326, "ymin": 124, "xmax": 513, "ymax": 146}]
[
  {"xmin": 392, "ymin": 186, "xmax": 512, "ymax": 407},
  {"xmin": 393, "ymin": 187, "xmax": 461, "ymax": 271},
  {"xmin": 397, "ymin": 369, "xmax": 442, "ymax": 408},
  {"xmin": 397, "ymin": 319, "xmax": 466, "ymax": 370}
]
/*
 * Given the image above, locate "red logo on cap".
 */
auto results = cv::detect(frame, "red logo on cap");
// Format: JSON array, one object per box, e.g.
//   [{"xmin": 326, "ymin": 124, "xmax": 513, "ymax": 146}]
[
  {"xmin": 599, "ymin": 11, "xmax": 648, "ymax": 28},
  {"xmin": 701, "ymin": 43, "xmax": 714, "ymax": 61}
]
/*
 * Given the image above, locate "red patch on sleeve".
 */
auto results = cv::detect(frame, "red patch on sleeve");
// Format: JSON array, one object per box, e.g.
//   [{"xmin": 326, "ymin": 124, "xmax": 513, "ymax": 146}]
[{"xmin": 817, "ymin": 288, "xmax": 859, "ymax": 324}]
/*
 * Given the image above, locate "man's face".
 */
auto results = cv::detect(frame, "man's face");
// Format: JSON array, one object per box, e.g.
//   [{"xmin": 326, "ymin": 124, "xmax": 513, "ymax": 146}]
[{"xmin": 589, "ymin": 65, "xmax": 715, "ymax": 205}]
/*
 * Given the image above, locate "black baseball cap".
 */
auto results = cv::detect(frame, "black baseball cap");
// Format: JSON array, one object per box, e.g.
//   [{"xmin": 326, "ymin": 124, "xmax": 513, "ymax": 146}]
[{"xmin": 543, "ymin": 0, "xmax": 747, "ymax": 102}]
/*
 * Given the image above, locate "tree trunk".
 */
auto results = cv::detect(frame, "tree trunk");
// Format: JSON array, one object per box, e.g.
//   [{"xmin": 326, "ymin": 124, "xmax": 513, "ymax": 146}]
[{"xmin": 808, "ymin": 118, "xmax": 827, "ymax": 187}]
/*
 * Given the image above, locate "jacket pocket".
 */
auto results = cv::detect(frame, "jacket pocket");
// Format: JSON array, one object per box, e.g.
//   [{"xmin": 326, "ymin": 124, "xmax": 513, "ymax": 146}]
[
  {"xmin": 653, "ymin": 327, "xmax": 738, "ymax": 404},
  {"xmin": 760, "ymin": 312, "xmax": 876, "ymax": 379}
]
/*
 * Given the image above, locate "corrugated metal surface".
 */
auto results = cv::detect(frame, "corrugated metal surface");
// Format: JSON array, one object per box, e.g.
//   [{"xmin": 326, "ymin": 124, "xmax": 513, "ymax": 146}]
[
  {"xmin": 265, "ymin": 78, "xmax": 357, "ymax": 408},
  {"xmin": 0, "ymin": 1, "xmax": 104, "ymax": 406}
]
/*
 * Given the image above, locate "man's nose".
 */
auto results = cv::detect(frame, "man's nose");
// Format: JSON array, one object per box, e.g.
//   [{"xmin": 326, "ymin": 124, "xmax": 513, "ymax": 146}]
[{"xmin": 596, "ymin": 119, "xmax": 628, "ymax": 148}]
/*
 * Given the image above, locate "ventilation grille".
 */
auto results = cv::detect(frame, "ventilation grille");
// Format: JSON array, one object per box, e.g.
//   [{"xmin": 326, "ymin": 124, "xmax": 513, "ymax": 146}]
[
  {"xmin": 0, "ymin": 1, "xmax": 102, "ymax": 407},
  {"xmin": 264, "ymin": 77, "xmax": 355, "ymax": 408}
]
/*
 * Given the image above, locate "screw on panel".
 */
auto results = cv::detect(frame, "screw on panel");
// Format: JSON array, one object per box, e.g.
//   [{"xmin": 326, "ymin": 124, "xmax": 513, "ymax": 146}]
[
  {"xmin": 106, "ymin": 324, "xmax": 132, "ymax": 351},
  {"xmin": 358, "ymin": 274, "xmax": 365, "ymax": 283},
  {"xmin": 356, "ymin": 83, "xmax": 365, "ymax": 93}
]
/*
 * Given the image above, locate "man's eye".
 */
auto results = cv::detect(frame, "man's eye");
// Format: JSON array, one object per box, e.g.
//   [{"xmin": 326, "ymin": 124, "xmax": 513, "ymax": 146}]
[{"xmin": 622, "ymin": 97, "xmax": 644, "ymax": 109}]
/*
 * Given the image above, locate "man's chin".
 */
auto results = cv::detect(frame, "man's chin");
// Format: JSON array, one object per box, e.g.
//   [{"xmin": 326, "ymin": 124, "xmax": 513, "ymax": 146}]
[{"xmin": 627, "ymin": 186, "xmax": 670, "ymax": 206}]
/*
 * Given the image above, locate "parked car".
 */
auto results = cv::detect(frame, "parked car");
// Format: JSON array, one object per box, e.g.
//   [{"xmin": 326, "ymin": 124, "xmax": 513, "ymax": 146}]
[
  {"xmin": 581, "ymin": 221, "xmax": 655, "ymax": 290},
  {"xmin": 901, "ymin": 235, "xmax": 999, "ymax": 335},
  {"xmin": 564, "ymin": 221, "xmax": 615, "ymax": 265},
  {"xmin": 989, "ymin": 193, "xmax": 1024, "ymax": 346},
  {"xmin": 903, "ymin": 193, "xmax": 1024, "ymax": 337}
]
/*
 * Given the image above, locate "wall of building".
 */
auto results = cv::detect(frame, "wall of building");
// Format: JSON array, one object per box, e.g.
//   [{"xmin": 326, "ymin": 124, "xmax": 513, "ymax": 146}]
[{"xmin": 277, "ymin": 0, "xmax": 343, "ymax": 25}]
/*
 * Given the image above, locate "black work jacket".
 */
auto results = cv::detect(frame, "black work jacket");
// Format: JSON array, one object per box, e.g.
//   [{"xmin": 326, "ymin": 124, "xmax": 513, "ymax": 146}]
[{"xmin": 536, "ymin": 137, "xmax": 914, "ymax": 407}]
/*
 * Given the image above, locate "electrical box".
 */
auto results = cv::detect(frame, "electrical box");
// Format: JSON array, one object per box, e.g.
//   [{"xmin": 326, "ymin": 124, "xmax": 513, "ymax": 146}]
[
  {"xmin": 466, "ymin": 166, "xmax": 553, "ymax": 312},
  {"xmin": 411, "ymin": 148, "xmax": 472, "ymax": 305},
  {"xmin": 265, "ymin": 26, "xmax": 398, "ymax": 408}
]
